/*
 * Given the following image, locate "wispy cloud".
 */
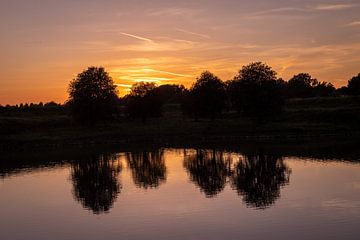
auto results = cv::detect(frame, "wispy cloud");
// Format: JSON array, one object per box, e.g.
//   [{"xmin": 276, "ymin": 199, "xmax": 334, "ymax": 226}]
[
  {"xmin": 147, "ymin": 7, "xmax": 199, "ymax": 18},
  {"xmin": 115, "ymin": 83, "xmax": 132, "ymax": 88},
  {"xmin": 143, "ymin": 68, "xmax": 194, "ymax": 78},
  {"xmin": 314, "ymin": 3, "xmax": 357, "ymax": 11},
  {"xmin": 347, "ymin": 21, "xmax": 360, "ymax": 26},
  {"xmin": 240, "ymin": 3, "xmax": 359, "ymax": 20},
  {"xmin": 175, "ymin": 28, "xmax": 210, "ymax": 39},
  {"xmin": 239, "ymin": 7, "xmax": 308, "ymax": 20},
  {"xmin": 119, "ymin": 32, "xmax": 154, "ymax": 43}
]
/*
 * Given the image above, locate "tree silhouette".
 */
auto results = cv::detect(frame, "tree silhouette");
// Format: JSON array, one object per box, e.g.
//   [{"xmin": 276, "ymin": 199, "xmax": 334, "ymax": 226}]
[
  {"xmin": 347, "ymin": 73, "xmax": 360, "ymax": 96},
  {"xmin": 125, "ymin": 150, "xmax": 166, "ymax": 189},
  {"xmin": 287, "ymin": 73, "xmax": 318, "ymax": 98},
  {"xmin": 184, "ymin": 71, "xmax": 226, "ymax": 120},
  {"xmin": 228, "ymin": 62, "xmax": 284, "ymax": 120},
  {"xmin": 152, "ymin": 84, "xmax": 186, "ymax": 104},
  {"xmin": 71, "ymin": 153, "xmax": 122, "ymax": 214},
  {"xmin": 313, "ymin": 81, "xmax": 335, "ymax": 97},
  {"xmin": 123, "ymin": 82, "xmax": 163, "ymax": 121},
  {"xmin": 67, "ymin": 67, "xmax": 118, "ymax": 124},
  {"xmin": 230, "ymin": 153, "xmax": 291, "ymax": 209},
  {"xmin": 183, "ymin": 149, "xmax": 232, "ymax": 198},
  {"xmin": 287, "ymin": 73, "xmax": 335, "ymax": 98}
]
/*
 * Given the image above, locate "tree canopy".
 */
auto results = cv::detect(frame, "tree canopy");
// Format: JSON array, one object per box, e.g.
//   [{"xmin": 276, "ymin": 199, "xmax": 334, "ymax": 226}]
[
  {"xmin": 287, "ymin": 73, "xmax": 335, "ymax": 98},
  {"xmin": 184, "ymin": 71, "xmax": 227, "ymax": 120},
  {"xmin": 348, "ymin": 73, "xmax": 360, "ymax": 96},
  {"xmin": 67, "ymin": 67, "xmax": 118, "ymax": 124},
  {"xmin": 124, "ymin": 82, "xmax": 163, "ymax": 121},
  {"xmin": 228, "ymin": 62, "xmax": 285, "ymax": 120}
]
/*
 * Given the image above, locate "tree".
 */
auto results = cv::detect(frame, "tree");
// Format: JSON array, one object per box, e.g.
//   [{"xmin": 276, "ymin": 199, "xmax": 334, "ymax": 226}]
[
  {"xmin": 123, "ymin": 82, "xmax": 163, "ymax": 121},
  {"xmin": 151, "ymin": 84, "xmax": 186, "ymax": 104},
  {"xmin": 313, "ymin": 82, "xmax": 335, "ymax": 97},
  {"xmin": 287, "ymin": 73, "xmax": 318, "ymax": 98},
  {"xmin": 287, "ymin": 73, "xmax": 335, "ymax": 98},
  {"xmin": 228, "ymin": 62, "xmax": 284, "ymax": 120},
  {"xmin": 184, "ymin": 71, "xmax": 226, "ymax": 120},
  {"xmin": 347, "ymin": 73, "xmax": 360, "ymax": 96},
  {"xmin": 67, "ymin": 67, "xmax": 118, "ymax": 124}
]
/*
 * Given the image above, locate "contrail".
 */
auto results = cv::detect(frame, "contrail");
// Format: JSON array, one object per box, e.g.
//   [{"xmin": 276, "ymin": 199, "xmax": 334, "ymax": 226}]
[
  {"xmin": 120, "ymin": 32, "xmax": 155, "ymax": 43},
  {"xmin": 176, "ymin": 28, "xmax": 210, "ymax": 39}
]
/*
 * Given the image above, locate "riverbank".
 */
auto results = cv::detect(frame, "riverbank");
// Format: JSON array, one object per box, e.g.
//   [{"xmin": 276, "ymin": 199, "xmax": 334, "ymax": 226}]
[{"xmin": 1, "ymin": 96, "xmax": 359, "ymax": 150}]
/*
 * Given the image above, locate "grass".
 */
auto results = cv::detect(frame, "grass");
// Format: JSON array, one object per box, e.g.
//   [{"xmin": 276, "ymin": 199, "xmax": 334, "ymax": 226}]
[{"xmin": 1, "ymin": 96, "xmax": 360, "ymax": 149}]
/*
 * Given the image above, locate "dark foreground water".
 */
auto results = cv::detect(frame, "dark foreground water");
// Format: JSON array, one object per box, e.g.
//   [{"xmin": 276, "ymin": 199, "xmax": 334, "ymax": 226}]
[{"xmin": 1, "ymin": 146, "xmax": 360, "ymax": 240}]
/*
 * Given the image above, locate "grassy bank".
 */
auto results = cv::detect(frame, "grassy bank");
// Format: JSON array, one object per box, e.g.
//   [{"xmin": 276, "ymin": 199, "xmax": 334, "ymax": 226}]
[{"xmin": 1, "ymin": 96, "xmax": 360, "ymax": 149}]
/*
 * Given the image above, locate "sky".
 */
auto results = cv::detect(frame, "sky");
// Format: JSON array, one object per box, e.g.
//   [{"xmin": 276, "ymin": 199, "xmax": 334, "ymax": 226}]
[{"xmin": 0, "ymin": 0, "xmax": 360, "ymax": 104}]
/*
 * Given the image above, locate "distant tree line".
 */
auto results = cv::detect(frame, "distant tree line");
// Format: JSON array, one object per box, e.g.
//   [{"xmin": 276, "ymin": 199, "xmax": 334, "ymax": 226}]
[
  {"xmin": 0, "ymin": 101, "xmax": 62, "ymax": 112},
  {"xmin": 2, "ymin": 63, "xmax": 360, "ymax": 124}
]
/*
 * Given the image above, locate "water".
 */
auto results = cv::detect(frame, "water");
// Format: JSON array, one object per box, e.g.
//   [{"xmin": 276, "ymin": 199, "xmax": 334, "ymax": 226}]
[{"xmin": 1, "ymin": 147, "xmax": 359, "ymax": 240}]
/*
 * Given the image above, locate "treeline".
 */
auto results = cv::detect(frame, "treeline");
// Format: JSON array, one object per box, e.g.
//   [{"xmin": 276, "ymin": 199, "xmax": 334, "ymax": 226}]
[
  {"xmin": 2, "ymin": 62, "xmax": 360, "ymax": 124},
  {"xmin": 0, "ymin": 101, "xmax": 63, "ymax": 112},
  {"xmin": 118, "ymin": 62, "xmax": 360, "ymax": 122}
]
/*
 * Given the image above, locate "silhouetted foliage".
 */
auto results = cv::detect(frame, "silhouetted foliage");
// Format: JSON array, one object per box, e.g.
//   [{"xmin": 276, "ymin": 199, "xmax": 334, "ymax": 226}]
[
  {"xmin": 71, "ymin": 154, "xmax": 122, "ymax": 214},
  {"xmin": 123, "ymin": 82, "xmax": 163, "ymax": 121},
  {"xmin": 152, "ymin": 84, "xmax": 186, "ymax": 104},
  {"xmin": 230, "ymin": 153, "xmax": 291, "ymax": 209},
  {"xmin": 228, "ymin": 62, "xmax": 285, "ymax": 120},
  {"xmin": 67, "ymin": 67, "xmax": 119, "ymax": 124},
  {"xmin": 347, "ymin": 73, "xmax": 360, "ymax": 96},
  {"xmin": 313, "ymin": 81, "xmax": 336, "ymax": 97},
  {"xmin": 336, "ymin": 86, "xmax": 348, "ymax": 96},
  {"xmin": 287, "ymin": 73, "xmax": 319, "ymax": 98},
  {"xmin": 125, "ymin": 150, "xmax": 166, "ymax": 189},
  {"xmin": 0, "ymin": 102, "xmax": 63, "ymax": 113},
  {"xmin": 287, "ymin": 73, "xmax": 335, "ymax": 98},
  {"xmin": 183, "ymin": 71, "xmax": 226, "ymax": 120},
  {"xmin": 184, "ymin": 149, "xmax": 232, "ymax": 197}
]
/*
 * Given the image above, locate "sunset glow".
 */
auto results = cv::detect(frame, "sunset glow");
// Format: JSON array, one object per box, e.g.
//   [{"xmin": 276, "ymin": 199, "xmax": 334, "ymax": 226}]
[{"xmin": 1, "ymin": 0, "xmax": 360, "ymax": 104}]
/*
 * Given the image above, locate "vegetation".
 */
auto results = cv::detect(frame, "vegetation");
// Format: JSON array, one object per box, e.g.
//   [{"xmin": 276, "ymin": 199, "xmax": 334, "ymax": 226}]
[
  {"xmin": 287, "ymin": 73, "xmax": 335, "ymax": 98},
  {"xmin": 347, "ymin": 73, "xmax": 360, "ymax": 96},
  {"xmin": 1, "ymin": 63, "xmax": 360, "ymax": 147},
  {"xmin": 227, "ymin": 62, "xmax": 285, "ymax": 120},
  {"xmin": 67, "ymin": 67, "xmax": 119, "ymax": 124},
  {"xmin": 183, "ymin": 71, "xmax": 226, "ymax": 120}
]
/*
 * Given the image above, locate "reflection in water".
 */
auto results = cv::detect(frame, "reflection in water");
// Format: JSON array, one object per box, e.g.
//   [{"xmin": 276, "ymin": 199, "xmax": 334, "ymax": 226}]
[
  {"xmin": 1, "ymin": 146, "xmax": 360, "ymax": 240},
  {"xmin": 70, "ymin": 154, "xmax": 122, "ymax": 214},
  {"xmin": 125, "ymin": 150, "xmax": 166, "ymax": 189},
  {"xmin": 184, "ymin": 150, "xmax": 232, "ymax": 198},
  {"xmin": 231, "ymin": 154, "xmax": 291, "ymax": 209}
]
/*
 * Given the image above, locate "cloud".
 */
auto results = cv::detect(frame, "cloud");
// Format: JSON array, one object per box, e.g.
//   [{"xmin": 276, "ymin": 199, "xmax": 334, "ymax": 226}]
[
  {"xmin": 147, "ymin": 7, "xmax": 199, "ymax": 18},
  {"xmin": 119, "ymin": 32, "xmax": 154, "ymax": 43},
  {"xmin": 175, "ymin": 28, "xmax": 210, "ymax": 39},
  {"xmin": 142, "ymin": 68, "xmax": 194, "ymax": 78},
  {"xmin": 115, "ymin": 83, "xmax": 132, "ymax": 88},
  {"xmin": 347, "ymin": 21, "xmax": 360, "ymax": 26},
  {"xmin": 314, "ymin": 3, "xmax": 357, "ymax": 11}
]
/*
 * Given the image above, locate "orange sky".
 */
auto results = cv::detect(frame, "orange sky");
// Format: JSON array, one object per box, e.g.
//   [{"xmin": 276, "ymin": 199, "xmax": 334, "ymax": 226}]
[{"xmin": 1, "ymin": 0, "xmax": 360, "ymax": 104}]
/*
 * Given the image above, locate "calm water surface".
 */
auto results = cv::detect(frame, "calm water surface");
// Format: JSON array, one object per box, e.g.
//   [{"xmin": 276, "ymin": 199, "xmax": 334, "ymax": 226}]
[{"xmin": 1, "ymin": 148, "xmax": 359, "ymax": 240}]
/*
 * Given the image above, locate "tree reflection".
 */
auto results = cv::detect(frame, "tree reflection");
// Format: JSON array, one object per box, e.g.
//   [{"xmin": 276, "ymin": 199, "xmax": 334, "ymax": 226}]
[
  {"xmin": 230, "ymin": 153, "xmax": 291, "ymax": 209},
  {"xmin": 184, "ymin": 149, "xmax": 232, "ymax": 198},
  {"xmin": 125, "ymin": 150, "xmax": 166, "ymax": 189},
  {"xmin": 71, "ymin": 153, "xmax": 122, "ymax": 214}
]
